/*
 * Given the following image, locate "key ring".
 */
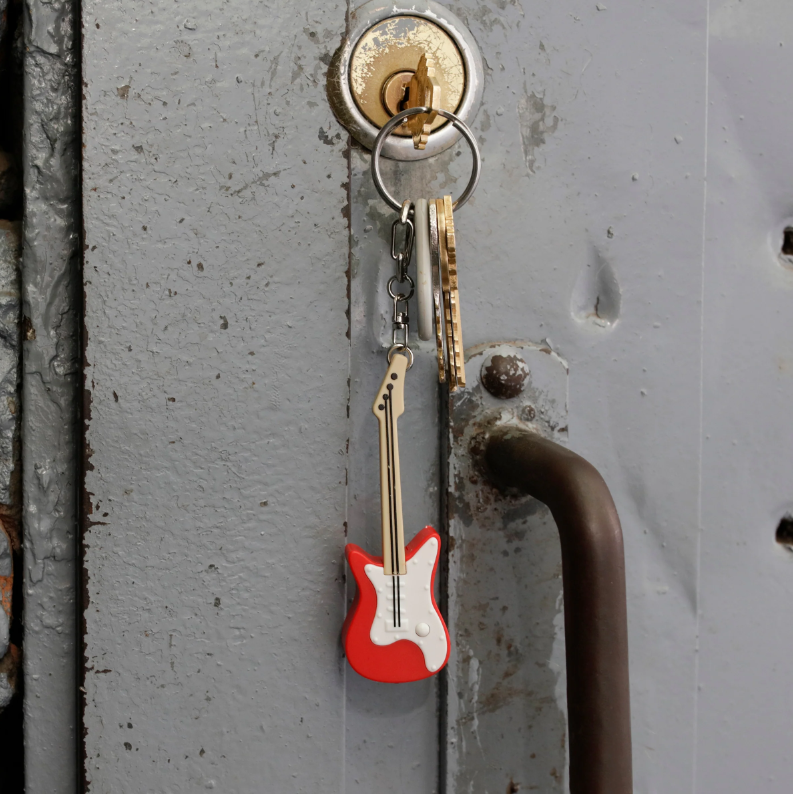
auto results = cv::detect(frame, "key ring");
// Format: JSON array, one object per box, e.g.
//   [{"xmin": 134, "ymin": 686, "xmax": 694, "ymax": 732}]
[
  {"xmin": 371, "ymin": 107, "xmax": 481, "ymax": 213},
  {"xmin": 387, "ymin": 274, "xmax": 415, "ymax": 302},
  {"xmin": 387, "ymin": 344, "xmax": 414, "ymax": 369}
]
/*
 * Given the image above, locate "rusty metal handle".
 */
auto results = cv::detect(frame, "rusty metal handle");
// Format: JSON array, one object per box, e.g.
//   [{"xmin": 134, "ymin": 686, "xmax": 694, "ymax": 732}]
[{"xmin": 482, "ymin": 428, "xmax": 633, "ymax": 794}]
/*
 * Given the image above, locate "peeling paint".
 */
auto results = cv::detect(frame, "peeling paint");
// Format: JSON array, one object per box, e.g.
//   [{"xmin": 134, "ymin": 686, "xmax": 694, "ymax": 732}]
[
  {"xmin": 447, "ymin": 343, "xmax": 569, "ymax": 793},
  {"xmin": 517, "ymin": 89, "xmax": 559, "ymax": 175},
  {"xmin": 22, "ymin": 0, "xmax": 81, "ymax": 787}
]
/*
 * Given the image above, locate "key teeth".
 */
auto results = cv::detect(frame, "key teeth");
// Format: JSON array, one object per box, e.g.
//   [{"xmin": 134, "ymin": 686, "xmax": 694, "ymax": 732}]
[
  {"xmin": 444, "ymin": 197, "xmax": 457, "ymax": 256},
  {"xmin": 440, "ymin": 196, "xmax": 466, "ymax": 391},
  {"xmin": 407, "ymin": 55, "xmax": 441, "ymax": 150}
]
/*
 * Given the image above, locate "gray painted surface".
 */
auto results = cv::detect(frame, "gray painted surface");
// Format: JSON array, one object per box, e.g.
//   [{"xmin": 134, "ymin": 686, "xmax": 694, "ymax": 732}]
[
  {"xmin": 77, "ymin": 3, "xmax": 793, "ymax": 794},
  {"xmin": 697, "ymin": 3, "xmax": 793, "ymax": 789},
  {"xmin": 22, "ymin": 0, "xmax": 81, "ymax": 787},
  {"xmin": 81, "ymin": 1, "xmax": 350, "ymax": 791},
  {"xmin": 439, "ymin": 4, "xmax": 706, "ymax": 791},
  {"xmin": 447, "ymin": 343, "xmax": 569, "ymax": 793}
]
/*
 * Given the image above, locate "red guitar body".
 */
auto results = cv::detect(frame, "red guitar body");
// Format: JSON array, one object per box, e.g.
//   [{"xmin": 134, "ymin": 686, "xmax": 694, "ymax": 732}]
[{"xmin": 343, "ymin": 526, "xmax": 450, "ymax": 683}]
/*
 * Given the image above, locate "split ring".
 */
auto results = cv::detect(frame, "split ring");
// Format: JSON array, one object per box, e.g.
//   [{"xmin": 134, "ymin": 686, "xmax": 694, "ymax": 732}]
[
  {"xmin": 371, "ymin": 107, "xmax": 481, "ymax": 213},
  {"xmin": 387, "ymin": 274, "xmax": 415, "ymax": 301},
  {"xmin": 387, "ymin": 344, "xmax": 414, "ymax": 369}
]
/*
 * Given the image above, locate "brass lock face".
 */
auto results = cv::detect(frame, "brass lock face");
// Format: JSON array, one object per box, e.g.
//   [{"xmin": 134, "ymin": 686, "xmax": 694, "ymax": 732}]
[
  {"xmin": 327, "ymin": 1, "xmax": 483, "ymax": 161},
  {"xmin": 349, "ymin": 16, "xmax": 465, "ymax": 137}
]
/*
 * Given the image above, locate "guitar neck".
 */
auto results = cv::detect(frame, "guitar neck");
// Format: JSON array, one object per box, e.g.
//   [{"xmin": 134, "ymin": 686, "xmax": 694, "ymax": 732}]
[{"xmin": 373, "ymin": 353, "xmax": 409, "ymax": 575}]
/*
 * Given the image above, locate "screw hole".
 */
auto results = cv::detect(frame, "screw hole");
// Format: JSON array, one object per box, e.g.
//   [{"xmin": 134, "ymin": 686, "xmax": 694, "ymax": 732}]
[
  {"xmin": 782, "ymin": 228, "xmax": 793, "ymax": 257},
  {"xmin": 775, "ymin": 514, "xmax": 793, "ymax": 547}
]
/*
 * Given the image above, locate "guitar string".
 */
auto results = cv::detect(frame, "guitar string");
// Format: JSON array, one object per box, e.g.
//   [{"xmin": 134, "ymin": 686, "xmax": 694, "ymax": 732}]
[
  {"xmin": 383, "ymin": 387, "xmax": 401, "ymax": 628},
  {"xmin": 386, "ymin": 383, "xmax": 401, "ymax": 628},
  {"xmin": 383, "ymin": 389, "xmax": 396, "ymax": 626}
]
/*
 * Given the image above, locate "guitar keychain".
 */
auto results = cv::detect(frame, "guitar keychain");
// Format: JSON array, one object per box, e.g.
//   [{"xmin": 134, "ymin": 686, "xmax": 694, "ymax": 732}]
[
  {"xmin": 343, "ymin": 103, "xmax": 480, "ymax": 684},
  {"xmin": 343, "ymin": 202, "xmax": 450, "ymax": 683}
]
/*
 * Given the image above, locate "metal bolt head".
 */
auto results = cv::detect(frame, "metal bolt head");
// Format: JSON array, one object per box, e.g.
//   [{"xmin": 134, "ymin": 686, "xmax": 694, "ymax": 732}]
[
  {"xmin": 480, "ymin": 353, "xmax": 530, "ymax": 399},
  {"xmin": 520, "ymin": 404, "xmax": 536, "ymax": 422}
]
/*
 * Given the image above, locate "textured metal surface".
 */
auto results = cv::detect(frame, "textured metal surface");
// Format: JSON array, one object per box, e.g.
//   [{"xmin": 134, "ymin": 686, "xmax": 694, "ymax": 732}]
[
  {"xmin": 447, "ymin": 342, "xmax": 570, "ymax": 792},
  {"xmin": 445, "ymin": 4, "xmax": 792, "ymax": 792},
  {"xmin": 440, "ymin": 4, "xmax": 709, "ymax": 791},
  {"xmin": 695, "ymin": 3, "xmax": 793, "ymax": 789},
  {"xmin": 80, "ymin": 1, "xmax": 350, "ymax": 791},
  {"xmin": 22, "ymin": 0, "xmax": 81, "ymax": 787},
  {"xmin": 77, "ymin": 1, "xmax": 793, "ymax": 793}
]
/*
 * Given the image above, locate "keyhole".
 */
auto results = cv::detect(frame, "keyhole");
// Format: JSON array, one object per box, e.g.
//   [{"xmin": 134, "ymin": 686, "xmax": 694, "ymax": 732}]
[
  {"xmin": 381, "ymin": 71, "xmax": 415, "ymax": 118},
  {"xmin": 397, "ymin": 85, "xmax": 411, "ymax": 115}
]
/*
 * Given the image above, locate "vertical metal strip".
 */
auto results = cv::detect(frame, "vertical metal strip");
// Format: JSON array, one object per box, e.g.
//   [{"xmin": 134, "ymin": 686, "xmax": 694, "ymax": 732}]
[
  {"xmin": 437, "ymin": 381, "xmax": 449, "ymax": 794},
  {"xmin": 22, "ymin": 0, "xmax": 81, "ymax": 789}
]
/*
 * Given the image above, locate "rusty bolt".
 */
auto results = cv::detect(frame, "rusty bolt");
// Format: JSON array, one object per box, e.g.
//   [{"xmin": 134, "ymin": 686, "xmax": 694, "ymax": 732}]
[
  {"xmin": 520, "ymin": 404, "xmax": 536, "ymax": 422},
  {"xmin": 480, "ymin": 353, "xmax": 530, "ymax": 399}
]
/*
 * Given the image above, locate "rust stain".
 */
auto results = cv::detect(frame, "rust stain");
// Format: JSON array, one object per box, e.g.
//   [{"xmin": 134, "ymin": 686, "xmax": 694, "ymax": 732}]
[
  {"xmin": 21, "ymin": 315, "xmax": 35, "ymax": 340},
  {"xmin": 0, "ymin": 575, "xmax": 11, "ymax": 618}
]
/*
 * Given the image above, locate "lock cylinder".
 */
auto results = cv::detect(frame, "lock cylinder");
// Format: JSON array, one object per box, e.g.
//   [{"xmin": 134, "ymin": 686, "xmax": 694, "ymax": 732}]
[
  {"xmin": 327, "ymin": 0, "xmax": 483, "ymax": 161},
  {"xmin": 348, "ymin": 15, "xmax": 465, "ymax": 137}
]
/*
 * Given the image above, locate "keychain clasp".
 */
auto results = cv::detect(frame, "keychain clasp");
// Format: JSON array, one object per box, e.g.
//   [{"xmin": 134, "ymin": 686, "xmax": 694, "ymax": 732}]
[
  {"xmin": 391, "ymin": 201, "xmax": 415, "ymax": 282},
  {"xmin": 387, "ymin": 199, "xmax": 416, "ymax": 368}
]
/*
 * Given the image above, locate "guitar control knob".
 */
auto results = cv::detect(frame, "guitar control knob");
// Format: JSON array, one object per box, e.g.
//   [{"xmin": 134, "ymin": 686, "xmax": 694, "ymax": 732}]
[{"xmin": 415, "ymin": 622, "xmax": 430, "ymax": 637}]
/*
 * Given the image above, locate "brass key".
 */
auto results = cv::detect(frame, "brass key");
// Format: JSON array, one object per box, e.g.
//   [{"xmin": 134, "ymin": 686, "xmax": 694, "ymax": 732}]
[
  {"xmin": 404, "ymin": 54, "xmax": 442, "ymax": 150},
  {"xmin": 442, "ymin": 195, "xmax": 465, "ymax": 389},
  {"xmin": 428, "ymin": 195, "xmax": 465, "ymax": 391}
]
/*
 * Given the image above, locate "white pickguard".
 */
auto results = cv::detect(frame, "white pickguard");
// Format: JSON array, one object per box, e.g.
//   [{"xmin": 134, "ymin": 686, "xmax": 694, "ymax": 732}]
[{"xmin": 364, "ymin": 535, "xmax": 448, "ymax": 673}]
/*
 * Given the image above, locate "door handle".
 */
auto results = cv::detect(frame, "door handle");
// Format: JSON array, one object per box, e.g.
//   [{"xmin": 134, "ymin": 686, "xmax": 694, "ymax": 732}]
[{"xmin": 481, "ymin": 427, "xmax": 633, "ymax": 794}]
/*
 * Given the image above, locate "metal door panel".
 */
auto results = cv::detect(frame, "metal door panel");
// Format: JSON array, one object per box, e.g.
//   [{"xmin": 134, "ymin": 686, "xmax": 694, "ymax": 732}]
[
  {"xmin": 446, "ymin": 343, "xmax": 570, "ymax": 793},
  {"xmin": 73, "ymin": 0, "xmax": 793, "ymax": 791},
  {"xmin": 440, "ymin": 2, "xmax": 709, "ymax": 791},
  {"xmin": 697, "ymin": 4, "xmax": 793, "ymax": 790},
  {"xmin": 82, "ymin": 1, "xmax": 352, "ymax": 790}
]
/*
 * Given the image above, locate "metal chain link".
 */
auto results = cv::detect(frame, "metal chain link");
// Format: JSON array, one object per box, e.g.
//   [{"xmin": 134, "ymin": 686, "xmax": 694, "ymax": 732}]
[{"xmin": 387, "ymin": 200, "xmax": 415, "ymax": 367}]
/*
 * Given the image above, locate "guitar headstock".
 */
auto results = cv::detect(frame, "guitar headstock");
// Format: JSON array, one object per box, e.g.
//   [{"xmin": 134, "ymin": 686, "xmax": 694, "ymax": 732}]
[{"xmin": 372, "ymin": 352, "xmax": 409, "ymax": 420}]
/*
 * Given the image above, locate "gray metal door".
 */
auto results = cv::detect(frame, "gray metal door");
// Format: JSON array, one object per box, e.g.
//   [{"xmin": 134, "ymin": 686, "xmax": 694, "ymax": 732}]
[{"xmin": 10, "ymin": 0, "xmax": 793, "ymax": 791}]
